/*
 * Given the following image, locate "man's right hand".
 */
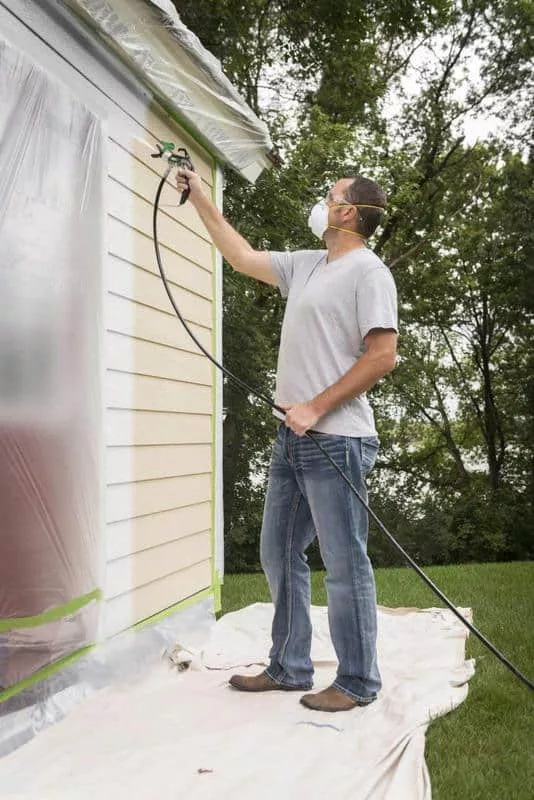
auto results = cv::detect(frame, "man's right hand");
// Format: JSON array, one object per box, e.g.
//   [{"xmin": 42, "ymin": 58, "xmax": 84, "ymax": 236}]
[{"xmin": 176, "ymin": 167, "xmax": 203, "ymax": 205}]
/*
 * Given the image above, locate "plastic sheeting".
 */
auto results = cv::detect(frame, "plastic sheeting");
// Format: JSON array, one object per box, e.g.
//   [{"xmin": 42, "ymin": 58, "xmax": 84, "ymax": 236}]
[
  {"xmin": 0, "ymin": 602, "xmax": 475, "ymax": 798},
  {"xmin": 0, "ymin": 596, "xmax": 215, "ymax": 758},
  {"xmin": 65, "ymin": 0, "xmax": 273, "ymax": 180},
  {"xmin": 0, "ymin": 35, "xmax": 103, "ymax": 692}
]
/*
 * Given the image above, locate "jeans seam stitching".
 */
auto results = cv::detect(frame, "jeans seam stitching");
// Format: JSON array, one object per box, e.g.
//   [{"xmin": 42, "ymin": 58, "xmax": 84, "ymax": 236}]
[
  {"xmin": 348, "ymin": 483, "xmax": 362, "ymax": 687},
  {"xmin": 341, "ymin": 446, "xmax": 368, "ymax": 697},
  {"xmin": 278, "ymin": 489, "xmax": 301, "ymax": 665}
]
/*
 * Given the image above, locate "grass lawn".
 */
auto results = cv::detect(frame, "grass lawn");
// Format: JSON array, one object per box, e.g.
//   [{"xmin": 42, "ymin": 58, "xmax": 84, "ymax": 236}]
[{"xmin": 221, "ymin": 561, "xmax": 534, "ymax": 800}]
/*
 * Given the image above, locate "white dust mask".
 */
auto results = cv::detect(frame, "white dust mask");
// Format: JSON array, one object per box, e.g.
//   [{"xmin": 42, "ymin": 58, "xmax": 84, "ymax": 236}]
[{"xmin": 307, "ymin": 200, "xmax": 329, "ymax": 240}]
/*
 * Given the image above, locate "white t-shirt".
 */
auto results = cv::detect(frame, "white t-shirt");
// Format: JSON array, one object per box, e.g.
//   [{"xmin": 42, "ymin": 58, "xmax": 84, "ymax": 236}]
[{"xmin": 270, "ymin": 248, "xmax": 398, "ymax": 437}]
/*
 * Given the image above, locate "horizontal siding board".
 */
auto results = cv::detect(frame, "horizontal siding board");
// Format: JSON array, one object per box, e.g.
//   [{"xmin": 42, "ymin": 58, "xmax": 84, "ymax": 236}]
[
  {"xmin": 107, "ymin": 256, "xmax": 213, "ymax": 329},
  {"xmin": 107, "ymin": 216, "xmax": 212, "ymax": 299},
  {"xmin": 107, "ymin": 179, "xmax": 213, "ymax": 270},
  {"xmin": 105, "ymin": 294, "xmax": 212, "ymax": 356},
  {"xmin": 104, "ymin": 560, "xmax": 212, "ymax": 637},
  {"xmin": 107, "ymin": 138, "xmax": 212, "ymax": 242},
  {"xmin": 106, "ymin": 372, "xmax": 212, "ymax": 416},
  {"xmin": 107, "ymin": 444, "xmax": 212, "ymax": 485},
  {"xmin": 102, "ymin": 117, "xmax": 216, "ymax": 638},
  {"xmin": 106, "ymin": 531, "xmax": 211, "ymax": 599},
  {"xmin": 106, "ymin": 331, "xmax": 212, "ymax": 384},
  {"xmin": 106, "ymin": 409, "xmax": 212, "ymax": 447},
  {"xmin": 106, "ymin": 502, "xmax": 212, "ymax": 560},
  {"xmin": 107, "ymin": 474, "xmax": 212, "ymax": 523}
]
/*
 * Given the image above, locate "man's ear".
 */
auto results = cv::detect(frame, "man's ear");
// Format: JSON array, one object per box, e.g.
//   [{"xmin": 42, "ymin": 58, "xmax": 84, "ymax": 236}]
[
  {"xmin": 349, "ymin": 206, "xmax": 360, "ymax": 229},
  {"xmin": 343, "ymin": 205, "xmax": 357, "ymax": 223}
]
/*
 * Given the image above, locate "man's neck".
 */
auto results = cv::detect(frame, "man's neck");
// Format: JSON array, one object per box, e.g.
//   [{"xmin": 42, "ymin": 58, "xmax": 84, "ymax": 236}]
[{"xmin": 325, "ymin": 230, "xmax": 366, "ymax": 263}]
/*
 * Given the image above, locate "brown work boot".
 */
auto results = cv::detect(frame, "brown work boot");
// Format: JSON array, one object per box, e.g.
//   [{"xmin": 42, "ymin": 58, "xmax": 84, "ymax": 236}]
[
  {"xmin": 300, "ymin": 685, "xmax": 373, "ymax": 712},
  {"xmin": 229, "ymin": 671, "xmax": 308, "ymax": 692}
]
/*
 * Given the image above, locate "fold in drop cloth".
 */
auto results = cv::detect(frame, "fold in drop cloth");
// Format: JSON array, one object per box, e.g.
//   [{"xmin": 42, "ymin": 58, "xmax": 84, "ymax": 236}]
[{"xmin": 0, "ymin": 602, "xmax": 475, "ymax": 799}]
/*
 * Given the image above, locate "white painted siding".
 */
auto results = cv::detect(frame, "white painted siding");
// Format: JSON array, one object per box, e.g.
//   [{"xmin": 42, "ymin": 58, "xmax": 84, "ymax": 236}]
[
  {"xmin": 104, "ymin": 560, "xmax": 212, "ymax": 639},
  {"xmin": 0, "ymin": 0, "xmax": 221, "ymax": 641},
  {"xmin": 104, "ymin": 115, "xmax": 217, "ymax": 635}
]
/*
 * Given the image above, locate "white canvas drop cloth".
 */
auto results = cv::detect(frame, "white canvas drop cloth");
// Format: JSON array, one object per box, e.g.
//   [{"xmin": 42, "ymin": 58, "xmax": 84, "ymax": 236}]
[{"xmin": 0, "ymin": 603, "xmax": 475, "ymax": 799}]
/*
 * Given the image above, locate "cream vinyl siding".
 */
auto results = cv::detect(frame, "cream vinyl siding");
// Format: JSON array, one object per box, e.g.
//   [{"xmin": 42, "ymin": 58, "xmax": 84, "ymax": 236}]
[
  {"xmin": 2, "ymin": 0, "xmax": 224, "ymax": 642},
  {"xmin": 104, "ymin": 110, "xmax": 216, "ymax": 637}
]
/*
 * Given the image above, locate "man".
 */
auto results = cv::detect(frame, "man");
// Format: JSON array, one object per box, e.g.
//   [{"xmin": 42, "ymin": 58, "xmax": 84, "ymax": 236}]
[{"xmin": 177, "ymin": 167, "xmax": 397, "ymax": 712}]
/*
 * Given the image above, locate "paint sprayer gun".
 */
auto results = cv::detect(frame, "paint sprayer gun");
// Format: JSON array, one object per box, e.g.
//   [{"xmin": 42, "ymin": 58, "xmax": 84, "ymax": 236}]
[{"xmin": 151, "ymin": 141, "xmax": 194, "ymax": 205}]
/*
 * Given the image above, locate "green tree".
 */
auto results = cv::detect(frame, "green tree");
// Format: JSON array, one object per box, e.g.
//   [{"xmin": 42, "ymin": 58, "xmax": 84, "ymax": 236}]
[
  {"xmin": 376, "ymin": 145, "xmax": 534, "ymax": 563},
  {"xmin": 173, "ymin": 0, "xmax": 534, "ymax": 570}
]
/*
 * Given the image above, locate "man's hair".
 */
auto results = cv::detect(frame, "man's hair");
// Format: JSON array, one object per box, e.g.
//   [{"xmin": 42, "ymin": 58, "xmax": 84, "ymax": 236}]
[{"xmin": 344, "ymin": 176, "xmax": 387, "ymax": 238}]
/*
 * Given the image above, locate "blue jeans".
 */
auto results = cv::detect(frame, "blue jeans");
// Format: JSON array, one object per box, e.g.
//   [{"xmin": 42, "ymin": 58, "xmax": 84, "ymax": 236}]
[{"xmin": 261, "ymin": 424, "xmax": 381, "ymax": 703}]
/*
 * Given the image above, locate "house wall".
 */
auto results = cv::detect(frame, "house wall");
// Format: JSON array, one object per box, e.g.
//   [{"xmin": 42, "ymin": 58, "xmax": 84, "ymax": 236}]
[
  {"xmin": 103, "ymin": 113, "xmax": 218, "ymax": 637},
  {"xmin": 0, "ymin": 0, "xmax": 224, "ymax": 664}
]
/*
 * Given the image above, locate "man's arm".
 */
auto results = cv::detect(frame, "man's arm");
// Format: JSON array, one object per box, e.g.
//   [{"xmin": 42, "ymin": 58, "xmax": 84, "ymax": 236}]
[
  {"xmin": 176, "ymin": 168, "xmax": 276, "ymax": 285},
  {"xmin": 281, "ymin": 329, "xmax": 397, "ymax": 436},
  {"xmin": 312, "ymin": 329, "xmax": 397, "ymax": 416}
]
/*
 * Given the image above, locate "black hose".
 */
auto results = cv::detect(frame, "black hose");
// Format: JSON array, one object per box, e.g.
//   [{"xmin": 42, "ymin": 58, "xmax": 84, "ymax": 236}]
[{"xmin": 153, "ymin": 166, "xmax": 534, "ymax": 693}]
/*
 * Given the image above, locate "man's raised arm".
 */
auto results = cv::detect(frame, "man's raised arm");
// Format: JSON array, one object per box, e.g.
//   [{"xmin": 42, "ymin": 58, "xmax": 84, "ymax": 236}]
[{"xmin": 176, "ymin": 168, "xmax": 276, "ymax": 286}]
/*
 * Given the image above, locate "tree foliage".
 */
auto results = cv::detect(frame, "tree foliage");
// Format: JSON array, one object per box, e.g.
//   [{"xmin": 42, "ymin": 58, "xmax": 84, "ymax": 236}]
[{"xmin": 173, "ymin": 0, "xmax": 534, "ymax": 570}]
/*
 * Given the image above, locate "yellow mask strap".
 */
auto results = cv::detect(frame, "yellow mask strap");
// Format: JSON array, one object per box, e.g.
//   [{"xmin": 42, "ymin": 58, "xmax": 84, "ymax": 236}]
[
  {"xmin": 330, "ymin": 203, "xmax": 385, "ymax": 211},
  {"xmin": 327, "ymin": 225, "xmax": 367, "ymax": 242},
  {"xmin": 326, "ymin": 202, "xmax": 384, "ymax": 241}
]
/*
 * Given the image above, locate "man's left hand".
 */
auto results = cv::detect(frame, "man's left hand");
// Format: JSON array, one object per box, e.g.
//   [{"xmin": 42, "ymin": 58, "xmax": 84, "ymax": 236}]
[{"xmin": 279, "ymin": 401, "xmax": 321, "ymax": 437}]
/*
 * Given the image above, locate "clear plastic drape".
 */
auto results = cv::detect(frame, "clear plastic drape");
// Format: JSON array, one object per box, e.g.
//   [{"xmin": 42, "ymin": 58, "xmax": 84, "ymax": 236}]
[
  {"xmin": 0, "ymin": 35, "xmax": 103, "ymax": 691},
  {"xmin": 66, "ymin": 0, "xmax": 272, "ymax": 180}
]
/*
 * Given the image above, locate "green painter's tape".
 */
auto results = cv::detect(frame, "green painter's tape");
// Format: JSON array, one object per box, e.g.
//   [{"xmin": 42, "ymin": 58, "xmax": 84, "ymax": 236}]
[
  {"xmin": 0, "ymin": 644, "xmax": 95, "ymax": 704},
  {"xmin": 0, "ymin": 588, "xmax": 102, "ymax": 634},
  {"xmin": 213, "ymin": 570, "xmax": 222, "ymax": 614},
  {"xmin": 0, "ymin": 589, "xmax": 215, "ymax": 704},
  {"xmin": 210, "ymin": 169, "xmax": 219, "ymax": 608}
]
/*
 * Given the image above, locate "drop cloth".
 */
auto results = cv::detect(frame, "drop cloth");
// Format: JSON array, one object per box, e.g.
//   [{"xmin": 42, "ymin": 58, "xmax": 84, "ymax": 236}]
[{"xmin": 0, "ymin": 603, "xmax": 475, "ymax": 799}]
